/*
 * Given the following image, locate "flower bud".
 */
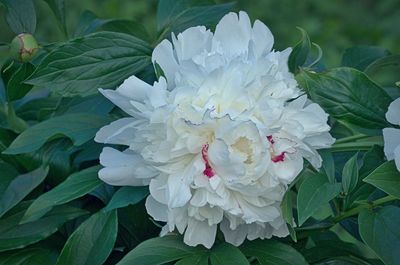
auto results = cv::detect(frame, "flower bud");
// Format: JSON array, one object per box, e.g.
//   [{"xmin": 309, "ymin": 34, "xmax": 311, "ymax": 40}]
[{"xmin": 10, "ymin": 33, "xmax": 39, "ymax": 62}]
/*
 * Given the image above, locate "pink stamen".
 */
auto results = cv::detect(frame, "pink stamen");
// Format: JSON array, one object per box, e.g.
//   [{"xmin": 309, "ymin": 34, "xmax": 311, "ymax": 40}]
[
  {"xmin": 271, "ymin": 152, "xmax": 286, "ymax": 163},
  {"xmin": 267, "ymin": 135, "xmax": 286, "ymax": 163},
  {"xmin": 202, "ymin": 144, "xmax": 215, "ymax": 178}
]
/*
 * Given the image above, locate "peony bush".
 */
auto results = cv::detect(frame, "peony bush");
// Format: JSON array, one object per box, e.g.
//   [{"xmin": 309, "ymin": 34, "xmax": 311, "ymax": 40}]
[{"xmin": 0, "ymin": 1, "xmax": 399, "ymax": 265}]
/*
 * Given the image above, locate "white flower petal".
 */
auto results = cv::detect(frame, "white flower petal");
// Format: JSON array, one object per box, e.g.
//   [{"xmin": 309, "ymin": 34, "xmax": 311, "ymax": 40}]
[
  {"xmin": 383, "ymin": 128, "xmax": 400, "ymax": 160},
  {"xmin": 172, "ymin": 26, "xmax": 213, "ymax": 62},
  {"xmin": 251, "ymin": 20, "xmax": 274, "ymax": 58},
  {"xmin": 167, "ymin": 174, "xmax": 192, "ymax": 208},
  {"xmin": 94, "ymin": 118, "xmax": 138, "ymax": 145},
  {"xmin": 386, "ymin": 98, "xmax": 400, "ymax": 125},
  {"xmin": 116, "ymin": 75, "xmax": 152, "ymax": 101},
  {"xmin": 394, "ymin": 145, "xmax": 400, "ymax": 171},
  {"xmin": 99, "ymin": 147, "xmax": 157, "ymax": 186},
  {"xmin": 220, "ymin": 218, "xmax": 247, "ymax": 246},
  {"xmin": 145, "ymin": 195, "xmax": 168, "ymax": 222},
  {"xmin": 184, "ymin": 218, "xmax": 217, "ymax": 249},
  {"xmin": 152, "ymin": 39, "xmax": 179, "ymax": 89},
  {"xmin": 213, "ymin": 11, "xmax": 252, "ymax": 58}
]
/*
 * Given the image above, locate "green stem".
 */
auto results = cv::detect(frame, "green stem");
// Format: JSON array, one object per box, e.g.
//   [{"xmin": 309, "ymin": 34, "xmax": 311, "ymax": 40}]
[{"xmin": 332, "ymin": 195, "xmax": 397, "ymax": 223}]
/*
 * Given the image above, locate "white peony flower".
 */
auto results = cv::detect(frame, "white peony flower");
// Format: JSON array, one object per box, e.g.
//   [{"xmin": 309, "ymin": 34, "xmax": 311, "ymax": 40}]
[
  {"xmin": 383, "ymin": 97, "xmax": 400, "ymax": 171},
  {"xmin": 95, "ymin": 11, "xmax": 335, "ymax": 248}
]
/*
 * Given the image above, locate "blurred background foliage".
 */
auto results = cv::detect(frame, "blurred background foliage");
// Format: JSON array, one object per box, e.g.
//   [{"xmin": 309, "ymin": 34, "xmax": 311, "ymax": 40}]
[{"xmin": 1, "ymin": 0, "xmax": 399, "ymax": 67}]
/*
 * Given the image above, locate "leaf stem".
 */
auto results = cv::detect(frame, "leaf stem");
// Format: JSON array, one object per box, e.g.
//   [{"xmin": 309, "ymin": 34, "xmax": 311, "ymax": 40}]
[{"xmin": 332, "ymin": 195, "xmax": 397, "ymax": 222}]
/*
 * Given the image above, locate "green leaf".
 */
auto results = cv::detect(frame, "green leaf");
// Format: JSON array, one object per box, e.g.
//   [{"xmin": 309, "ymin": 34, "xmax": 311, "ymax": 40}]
[
  {"xmin": 0, "ymin": 203, "xmax": 88, "ymax": 252},
  {"xmin": 288, "ymin": 27, "xmax": 311, "ymax": 73},
  {"xmin": 0, "ymin": 0, "xmax": 36, "ymax": 34},
  {"xmin": 6, "ymin": 63, "xmax": 35, "ymax": 101},
  {"xmin": 157, "ymin": 0, "xmax": 234, "ymax": 37},
  {"xmin": 297, "ymin": 173, "xmax": 341, "ymax": 225},
  {"xmin": 42, "ymin": 0, "xmax": 67, "ymax": 36},
  {"xmin": 56, "ymin": 210, "xmax": 118, "ymax": 265},
  {"xmin": 281, "ymin": 190, "xmax": 294, "ymax": 226},
  {"xmin": 297, "ymin": 68, "xmax": 392, "ymax": 129},
  {"xmin": 104, "ymin": 186, "xmax": 149, "ymax": 212},
  {"xmin": 175, "ymin": 254, "xmax": 209, "ymax": 265},
  {"xmin": 27, "ymin": 32, "xmax": 152, "ymax": 97},
  {"xmin": 363, "ymin": 161, "xmax": 400, "ymax": 199},
  {"xmin": 319, "ymin": 149, "xmax": 336, "ymax": 183},
  {"xmin": 54, "ymin": 94, "xmax": 114, "ymax": 116},
  {"xmin": 0, "ymin": 162, "xmax": 19, "ymax": 194},
  {"xmin": 359, "ymin": 145, "xmax": 384, "ymax": 178},
  {"xmin": 0, "ymin": 166, "xmax": 48, "ymax": 218},
  {"xmin": 21, "ymin": 166, "xmax": 101, "ymax": 223},
  {"xmin": 74, "ymin": 10, "xmax": 149, "ymax": 41},
  {"xmin": 302, "ymin": 240, "xmax": 365, "ymax": 263},
  {"xmin": 359, "ymin": 206, "xmax": 400, "ymax": 265},
  {"xmin": 365, "ymin": 54, "xmax": 400, "ymax": 74},
  {"xmin": 0, "ymin": 248, "xmax": 55, "ymax": 265},
  {"xmin": 342, "ymin": 153, "xmax": 359, "ymax": 194},
  {"xmin": 3, "ymin": 113, "xmax": 111, "ymax": 155},
  {"xmin": 240, "ymin": 240, "xmax": 308, "ymax": 265},
  {"xmin": 341, "ymin": 46, "xmax": 390, "ymax": 71},
  {"xmin": 116, "ymin": 235, "xmax": 206, "ymax": 265},
  {"xmin": 210, "ymin": 243, "xmax": 249, "ymax": 265},
  {"xmin": 100, "ymin": 20, "xmax": 150, "ymax": 41}
]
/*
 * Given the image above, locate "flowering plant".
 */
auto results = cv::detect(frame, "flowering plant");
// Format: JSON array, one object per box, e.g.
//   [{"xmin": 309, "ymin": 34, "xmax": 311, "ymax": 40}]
[{"xmin": 0, "ymin": 1, "xmax": 399, "ymax": 265}]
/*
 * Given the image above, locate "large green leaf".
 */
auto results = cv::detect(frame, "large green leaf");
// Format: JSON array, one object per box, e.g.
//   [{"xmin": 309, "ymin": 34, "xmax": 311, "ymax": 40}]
[
  {"xmin": 3, "ymin": 113, "xmax": 111, "ymax": 155},
  {"xmin": 359, "ymin": 206, "xmax": 400, "ymax": 265},
  {"xmin": 297, "ymin": 173, "xmax": 341, "ymax": 225},
  {"xmin": 27, "ymin": 32, "xmax": 152, "ymax": 97},
  {"xmin": 42, "ymin": 0, "xmax": 67, "ymax": 36},
  {"xmin": 240, "ymin": 240, "xmax": 308, "ymax": 265},
  {"xmin": 21, "ymin": 166, "xmax": 101, "ymax": 223},
  {"xmin": 363, "ymin": 161, "xmax": 400, "ymax": 198},
  {"xmin": 116, "ymin": 235, "xmax": 206, "ymax": 265},
  {"xmin": 342, "ymin": 153, "xmax": 359, "ymax": 194},
  {"xmin": 297, "ymin": 68, "xmax": 392, "ymax": 129},
  {"xmin": 210, "ymin": 243, "xmax": 249, "ymax": 265},
  {"xmin": 0, "ymin": 203, "xmax": 88, "ymax": 252},
  {"xmin": 104, "ymin": 186, "xmax": 149, "ymax": 212},
  {"xmin": 56, "ymin": 210, "xmax": 118, "ymax": 265},
  {"xmin": 0, "ymin": 248, "xmax": 55, "ymax": 265},
  {"xmin": 341, "ymin": 46, "xmax": 390, "ymax": 71},
  {"xmin": 0, "ymin": 0, "xmax": 36, "ymax": 34},
  {"xmin": 0, "ymin": 166, "xmax": 48, "ymax": 218},
  {"xmin": 156, "ymin": 0, "xmax": 234, "ymax": 37}
]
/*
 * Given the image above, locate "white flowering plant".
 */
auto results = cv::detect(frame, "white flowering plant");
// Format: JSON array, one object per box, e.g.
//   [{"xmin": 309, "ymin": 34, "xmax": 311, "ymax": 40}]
[{"xmin": 0, "ymin": 1, "xmax": 399, "ymax": 265}]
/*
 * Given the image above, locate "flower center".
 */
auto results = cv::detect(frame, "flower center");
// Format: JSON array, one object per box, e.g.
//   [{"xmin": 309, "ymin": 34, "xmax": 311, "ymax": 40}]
[
  {"xmin": 267, "ymin": 135, "xmax": 286, "ymax": 163},
  {"xmin": 201, "ymin": 144, "xmax": 215, "ymax": 178},
  {"xmin": 231, "ymin": 136, "xmax": 253, "ymax": 164}
]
